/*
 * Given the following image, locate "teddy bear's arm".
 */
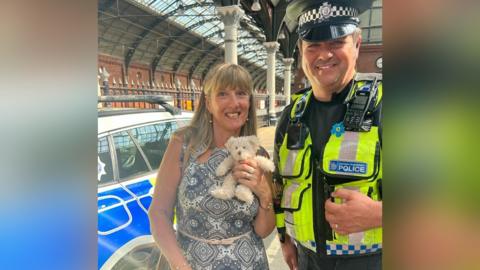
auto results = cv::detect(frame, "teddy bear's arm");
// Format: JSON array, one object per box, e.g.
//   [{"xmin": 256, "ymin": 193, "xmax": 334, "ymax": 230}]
[
  {"xmin": 254, "ymin": 155, "xmax": 275, "ymax": 172},
  {"xmin": 215, "ymin": 156, "xmax": 235, "ymax": 176}
]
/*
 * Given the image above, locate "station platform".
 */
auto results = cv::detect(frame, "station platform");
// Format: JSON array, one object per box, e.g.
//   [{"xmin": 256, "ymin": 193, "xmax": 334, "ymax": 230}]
[
  {"xmin": 257, "ymin": 125, "xmax": 276, "ymax": 156},
  {"xmin": 255, "ymin": 125, "xmax": 289, "ymax": 270}
]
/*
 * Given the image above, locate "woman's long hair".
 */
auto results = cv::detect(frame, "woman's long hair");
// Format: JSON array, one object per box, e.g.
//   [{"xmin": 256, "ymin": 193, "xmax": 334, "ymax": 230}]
[{"xmin": 176, "ymin": 63, "xmax": 258, "ymax": 164}]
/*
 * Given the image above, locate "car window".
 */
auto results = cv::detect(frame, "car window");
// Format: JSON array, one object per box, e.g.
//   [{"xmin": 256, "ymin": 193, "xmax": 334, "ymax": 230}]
[
  {"xmin": 98, "ymin": 136, "xmax": 114, "ymax": 186},
  {"xmin": 131, "ymin": 121, "xmax": 178, "ymax": 170},
  {"xmin": 113, "ymin": 131, "xmax": 150, "ymax": 180},
  {"xmin": 177, "ymin": 119, "xmax": 190, "ymax": 128}
]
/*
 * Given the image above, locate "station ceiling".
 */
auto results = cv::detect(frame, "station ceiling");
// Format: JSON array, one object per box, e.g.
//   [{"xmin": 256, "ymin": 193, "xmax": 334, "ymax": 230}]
[{"xmin": 98, "ymin": 0, "xmax": 382, "ymax": 90}]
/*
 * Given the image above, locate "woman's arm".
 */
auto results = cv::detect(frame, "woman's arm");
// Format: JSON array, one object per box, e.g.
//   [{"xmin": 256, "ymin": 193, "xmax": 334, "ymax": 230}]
[
  {"xmin": 235, "ymin": 160, "xmax": 276, "ymax": 238},
  {"xmin": 252, "ymin": 172, "xmax": 276, "ymax": 238},
  {"xmin": 148, "ymin": 135, "xmax": 192, "ymax": 270}
]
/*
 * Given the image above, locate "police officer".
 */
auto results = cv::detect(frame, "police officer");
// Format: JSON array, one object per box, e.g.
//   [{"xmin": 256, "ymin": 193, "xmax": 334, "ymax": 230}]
[{"xmin": 273, "ymin": 0, "xmax": 382, "ymax": 269}]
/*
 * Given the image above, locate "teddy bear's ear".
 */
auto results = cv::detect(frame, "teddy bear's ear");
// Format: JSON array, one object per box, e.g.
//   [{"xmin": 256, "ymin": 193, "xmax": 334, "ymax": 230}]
[{"xmin": 247, "ymin": 135, "xmax": 260, "ymax": 149}]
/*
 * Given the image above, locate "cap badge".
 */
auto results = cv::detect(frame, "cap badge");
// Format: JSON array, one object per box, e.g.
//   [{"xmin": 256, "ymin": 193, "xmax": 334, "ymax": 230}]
[
  {"xmin": 298, "ymin": 2, "xmax": 358, "ymax": 28},
  {"xmin": 319, "ymin": 2, "xmax": 333, "ymax": 19}
]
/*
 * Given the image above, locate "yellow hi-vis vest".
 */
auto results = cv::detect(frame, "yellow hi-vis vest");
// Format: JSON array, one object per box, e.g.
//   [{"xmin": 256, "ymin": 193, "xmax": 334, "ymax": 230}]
[{"xmin": 276, "ymin": 73, "xmax": 383, "ymax": 256}]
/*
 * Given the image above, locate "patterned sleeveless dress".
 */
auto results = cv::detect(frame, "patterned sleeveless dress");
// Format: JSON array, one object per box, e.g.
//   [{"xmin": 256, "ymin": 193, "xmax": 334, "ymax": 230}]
[{"xmin": 175, "ymin": 144, "xmax": 269, "ymax": 270}]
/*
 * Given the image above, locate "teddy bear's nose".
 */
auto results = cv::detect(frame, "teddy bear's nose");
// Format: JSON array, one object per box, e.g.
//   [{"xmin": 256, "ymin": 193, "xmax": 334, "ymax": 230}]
[{"xmin": 238, "ymin": 151, "xmax": 241, "ymax": 156}]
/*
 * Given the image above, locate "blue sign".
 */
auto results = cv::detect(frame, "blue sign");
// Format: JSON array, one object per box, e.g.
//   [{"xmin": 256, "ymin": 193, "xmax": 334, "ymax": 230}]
[{"xmin": 329, "ymin": 160, "xmax": 367, "ymax": 174}]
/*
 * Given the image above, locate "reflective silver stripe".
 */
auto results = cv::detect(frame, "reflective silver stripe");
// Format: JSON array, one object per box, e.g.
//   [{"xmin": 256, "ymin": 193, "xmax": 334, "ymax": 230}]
[
  {"xmin": 349, "ymin": 232, "xmax": 364, "ymax": 245},
  {"xmin": 285, "ymin": 211, "xmax": 295, "ymax": 239},
  {"xmin": 338, "ymin": 131, "xmax": 359, "ymax": 160},
  {"xmin": 282, "ymin": 149, "xmax": 299, "ymax": 176},
  {"xmin": 282, "ymin": 182, "xmax": 299, "ymax": 208}
]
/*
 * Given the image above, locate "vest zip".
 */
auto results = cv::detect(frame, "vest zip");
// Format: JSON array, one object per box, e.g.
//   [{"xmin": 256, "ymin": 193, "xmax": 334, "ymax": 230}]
[{"xmin": 312, "ymin": 157, "xmax": 323, "ymax": 254}]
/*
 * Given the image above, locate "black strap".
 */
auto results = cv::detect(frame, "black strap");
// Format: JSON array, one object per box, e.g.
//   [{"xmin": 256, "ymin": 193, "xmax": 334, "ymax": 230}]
[
  {"xmin": 291, "ymin": 90, "xmax": 311, "ymax": 122},
  {"xmin": 343, "ymin": 74, "xmax": 382, "ymax": 131}
]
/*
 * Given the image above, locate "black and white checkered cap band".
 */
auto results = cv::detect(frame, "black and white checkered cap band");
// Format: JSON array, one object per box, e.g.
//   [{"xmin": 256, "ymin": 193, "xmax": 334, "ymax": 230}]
[{"xmin": 298, "ymin": 3, "xmax": 358, "ymax": 27}]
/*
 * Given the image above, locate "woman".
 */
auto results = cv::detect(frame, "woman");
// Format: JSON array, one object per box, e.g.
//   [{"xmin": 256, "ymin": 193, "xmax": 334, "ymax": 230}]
[{"xmin": 149, "ymin": 63, "xmax": 275, "ymax": 270}]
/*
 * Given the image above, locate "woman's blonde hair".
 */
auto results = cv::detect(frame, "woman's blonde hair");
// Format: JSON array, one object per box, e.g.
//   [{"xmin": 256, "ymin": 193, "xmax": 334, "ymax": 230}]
[{"xmin": 176, "ymin": 63, "xmax": 257, "ymax": 164}]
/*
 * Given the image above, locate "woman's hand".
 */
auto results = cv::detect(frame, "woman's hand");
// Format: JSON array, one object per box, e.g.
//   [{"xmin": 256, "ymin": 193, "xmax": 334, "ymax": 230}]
[
  {"xmin": 234, "ymin": 158, "xmax": 276, "ymax": 237},
  {"xmin": 232, "ymin": 159, "xmax": 272, "ymax": 206}
]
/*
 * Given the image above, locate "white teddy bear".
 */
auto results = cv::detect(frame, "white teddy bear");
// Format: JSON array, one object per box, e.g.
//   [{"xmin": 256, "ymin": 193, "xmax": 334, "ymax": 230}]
[{"xmin": 211, "ymin": 135, "xmax": 275, "ymax": 205}]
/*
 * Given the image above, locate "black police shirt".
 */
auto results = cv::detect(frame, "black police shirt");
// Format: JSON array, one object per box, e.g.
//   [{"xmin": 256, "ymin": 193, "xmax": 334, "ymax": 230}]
[
  {"xmin": 305, "ymin": 84, "xmax": 349, "ymax": 158},
  {"xmin": 275, "ymin": 81, "xmax": 350, "ymax": 164},
  {"xmin": 274, "ymin": 80, "xmax": 382, "ymax": 163}
]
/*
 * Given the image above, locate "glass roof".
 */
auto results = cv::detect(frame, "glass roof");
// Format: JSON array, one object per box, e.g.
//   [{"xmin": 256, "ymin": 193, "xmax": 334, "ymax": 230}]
[{"xmin": 132, "ymin": 0, "xmax": 285, "ymax": 78}]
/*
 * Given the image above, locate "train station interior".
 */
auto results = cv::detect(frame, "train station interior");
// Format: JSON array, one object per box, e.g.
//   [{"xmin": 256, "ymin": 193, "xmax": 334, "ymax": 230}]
[{"xmin": 98, "ymin": 0, "xmax": 382, "ymax": 124}]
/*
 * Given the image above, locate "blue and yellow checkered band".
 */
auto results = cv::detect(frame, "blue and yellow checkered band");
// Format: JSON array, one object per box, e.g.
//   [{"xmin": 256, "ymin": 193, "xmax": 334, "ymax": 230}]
[
  {"xmin": 327, "ymin": 243, "xmax": 382, "ymax": 256},
  {"xmin": 298, "ymin": 2, "xmax": 359, "ymax": 28}
]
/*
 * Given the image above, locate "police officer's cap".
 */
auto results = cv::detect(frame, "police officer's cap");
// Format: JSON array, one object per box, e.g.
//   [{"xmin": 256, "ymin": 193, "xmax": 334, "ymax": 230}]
[{"xmin": 286, "ymin": 0, "xmax": 374, "ymax": 42}]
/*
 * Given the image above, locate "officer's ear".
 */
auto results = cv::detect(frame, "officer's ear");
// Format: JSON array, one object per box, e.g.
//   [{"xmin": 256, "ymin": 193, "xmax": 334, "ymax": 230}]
[{"xmin": 355, "ymin": 33, "xmax": 362, "ymax": 49}]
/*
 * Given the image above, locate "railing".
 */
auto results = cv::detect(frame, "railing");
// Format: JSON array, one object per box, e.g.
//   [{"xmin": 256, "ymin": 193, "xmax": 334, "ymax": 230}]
[{"xmin": 99, "ymin": 85, "xmax": 287, "ymax": 112}]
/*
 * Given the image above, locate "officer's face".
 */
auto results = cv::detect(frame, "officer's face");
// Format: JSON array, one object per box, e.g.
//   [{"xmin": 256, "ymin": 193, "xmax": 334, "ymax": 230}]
[{"xmin": 300, "ymin": 34, "xmax": 360, "ymax": 100}]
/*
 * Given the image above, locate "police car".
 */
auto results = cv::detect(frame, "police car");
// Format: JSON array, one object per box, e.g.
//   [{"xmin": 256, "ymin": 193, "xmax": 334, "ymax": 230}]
[{"xmin": 97, "ymin": 95, "xmax": 192, "ymax": 270}]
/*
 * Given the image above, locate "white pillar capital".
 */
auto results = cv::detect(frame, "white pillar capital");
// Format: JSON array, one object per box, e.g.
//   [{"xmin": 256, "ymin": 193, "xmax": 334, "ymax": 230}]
[
  {"xmin": 282, "ymin": 58, "xmax": 295, "ymax": 67},
  {"xmin": 216, "ymin": 5, "xmax": 244, "ymax": 27},
  {"xmin": 216, "ymin": 5, "xmax": 244, "ymax": 64},
  {"xmin": 282, "ymin": 58, "xmax": 295, "ymax": 106},
  {"xmin": 263, "ymin": 41, "xmax": 280, "ymax": 54}
]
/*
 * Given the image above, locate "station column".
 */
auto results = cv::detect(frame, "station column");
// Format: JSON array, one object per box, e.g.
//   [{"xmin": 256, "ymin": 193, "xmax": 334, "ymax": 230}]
[
  {"xmin": 264, "ymin": 41, "xmax": 279, "ymax": 124},
  {"xmin": 217, "ymin": 5, "xmax": 244, "ymax": 64},
  {"xmin": 282, "ymin": 58, "xmax": 294, "ymax": 106}
]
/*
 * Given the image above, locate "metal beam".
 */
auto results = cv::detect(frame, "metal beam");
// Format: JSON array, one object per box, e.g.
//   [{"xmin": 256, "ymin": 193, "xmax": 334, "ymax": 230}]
[
  {"xmin": 189, "ymin": 44, "xmax": 217, "ymax": 76},
  {"xmin": 124, "ymin": 2, "xmax": 214, "ymax": 70},
  {"xmin": 186, "ymin": 17, "xmax": 219, "ymax": 31},
  {"xmin": 201, "ymin": 58, "xmax": 223, "ymax": 79},
  {"xmin": 98, "ymin": 0, "xmax": 117, "ymax": 12}
]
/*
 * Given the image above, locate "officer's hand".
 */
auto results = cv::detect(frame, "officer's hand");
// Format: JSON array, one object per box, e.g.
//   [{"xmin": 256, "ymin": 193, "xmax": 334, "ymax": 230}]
[
  {"xmin": 325, "ymin": 188, "xmax": 382, "ymax": 235},
  {"xmin": 234, "ymin": 159, "xmax": 271, "ymax": 204},
  {"xmin": 280, "ymin": 234, "xmax": 298, "ymax": 270}
]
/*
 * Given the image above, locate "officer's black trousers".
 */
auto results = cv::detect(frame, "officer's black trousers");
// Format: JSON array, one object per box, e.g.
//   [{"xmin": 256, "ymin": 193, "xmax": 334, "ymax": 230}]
[{"xmin": 297, "ymin": 243, "xmax": 382, "ymax": 270}]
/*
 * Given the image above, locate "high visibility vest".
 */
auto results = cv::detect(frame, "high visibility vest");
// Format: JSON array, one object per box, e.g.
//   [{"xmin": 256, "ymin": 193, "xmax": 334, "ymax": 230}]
[{"xmin": 276, "ymin": 73, "xmax": 383, "ymax": 256}]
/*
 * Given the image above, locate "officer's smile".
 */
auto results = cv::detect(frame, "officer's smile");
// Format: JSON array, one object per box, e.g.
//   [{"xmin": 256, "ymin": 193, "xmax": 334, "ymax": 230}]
[{"xmin": 315, "ymin": 63, "xmax": 337, "ymax": 70}]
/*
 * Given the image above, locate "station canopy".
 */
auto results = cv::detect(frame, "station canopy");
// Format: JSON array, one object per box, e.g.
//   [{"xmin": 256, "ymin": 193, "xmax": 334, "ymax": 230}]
[{"xmin": 98, "ymin": 0, "xmax": 382, "ymax": 90}]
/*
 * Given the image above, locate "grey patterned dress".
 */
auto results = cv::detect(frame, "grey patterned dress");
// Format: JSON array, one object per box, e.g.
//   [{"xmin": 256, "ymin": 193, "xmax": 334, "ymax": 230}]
[{"xmin": 175, "ymin": 144, "xmax": 269, "ymax": 270}]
